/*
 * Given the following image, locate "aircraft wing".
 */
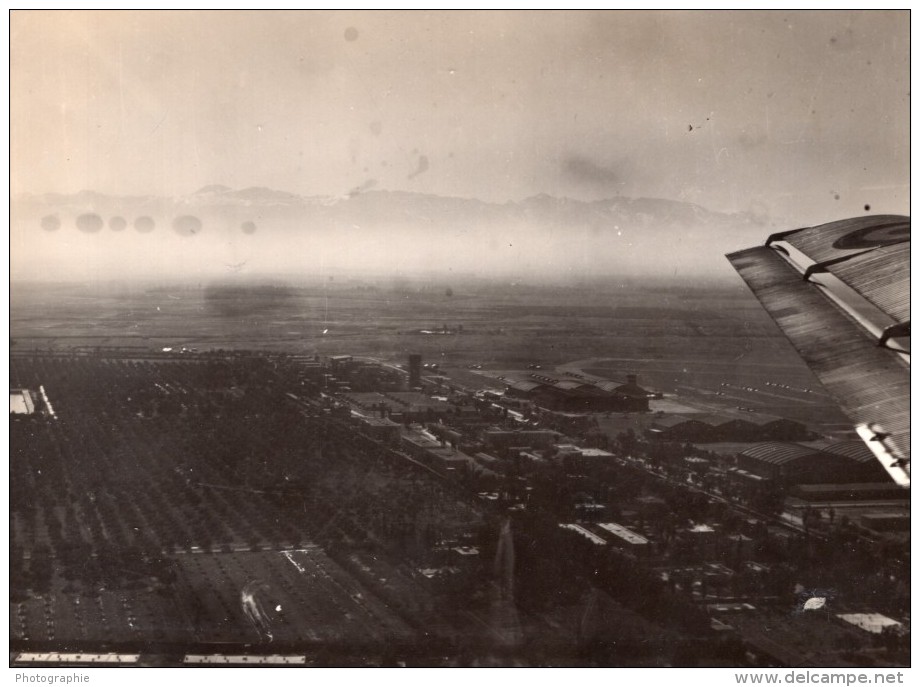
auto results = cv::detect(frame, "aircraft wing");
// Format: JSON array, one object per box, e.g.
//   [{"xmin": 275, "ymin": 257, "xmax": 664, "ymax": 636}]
[{"xmin": 726, "ymin": 215, "xmax": 910, "ymax": 487}]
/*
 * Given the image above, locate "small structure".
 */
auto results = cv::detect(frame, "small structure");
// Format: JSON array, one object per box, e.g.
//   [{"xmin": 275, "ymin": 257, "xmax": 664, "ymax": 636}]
[
  {"xmin": 859, "ymin": 512, "xmax": 910, "ymax": 533},
  {"xmin": 597, "ymin": 521, "xmax": 649, "ymax": 547},
  {"xmin": 10, "ymin": 389, "xmax": 37, "ymax": 416},
  {"xmin": 357, "ymin": 417, "xmax": 401, "ymax": 445},
  {"xmin": 836, "ymin": 613, "xmax": 902, "ymax": 634},
  {"xmin": 558, "ymin": 444, "xmax": 618, "ymax": 472},
  {"xmin": 483, "ymin": 429, "xmax": 559, "ymax": 451},
  {"xmin": 559, "ymin": 523, "xmax": 607, "ymax": 546},
  {"xmin": 328, "ymin": 354, "xmax": 354, "ymax": 371}
]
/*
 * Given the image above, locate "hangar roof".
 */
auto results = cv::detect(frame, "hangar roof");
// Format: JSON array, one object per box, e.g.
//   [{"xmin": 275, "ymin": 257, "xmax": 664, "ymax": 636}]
[
  {"xmin": 506, "ymin": 379, "xmax": 542, "ymax": 393},
  {"xmin": 821, "ymin": 440, "xmax": 877, "ymax": 464},
  {"xmin": 740, "ymin": 442, "xmax": 817, "ymax": 466}
]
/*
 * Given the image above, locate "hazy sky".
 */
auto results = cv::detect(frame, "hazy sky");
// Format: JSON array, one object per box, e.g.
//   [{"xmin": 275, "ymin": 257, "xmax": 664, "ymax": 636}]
[{"xmin": 11, "ymin": 10, "xmax": 909, "ymax": 223}]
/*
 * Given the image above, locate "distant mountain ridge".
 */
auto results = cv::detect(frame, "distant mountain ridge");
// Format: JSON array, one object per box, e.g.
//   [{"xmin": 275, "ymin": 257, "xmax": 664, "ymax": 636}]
[
  {"xmin": 11, "ymin": 187, "xmax": 778, "ymax": 282},
  {"xmin": 12, "ymin": 186, "xmax": 772, "ymax": 232}
]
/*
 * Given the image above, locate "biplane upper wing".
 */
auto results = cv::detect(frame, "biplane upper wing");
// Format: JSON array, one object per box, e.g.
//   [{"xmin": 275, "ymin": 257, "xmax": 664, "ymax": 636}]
[{"xmin": 726, "ymin": 215, "xmax": 910, "ymax": 487}]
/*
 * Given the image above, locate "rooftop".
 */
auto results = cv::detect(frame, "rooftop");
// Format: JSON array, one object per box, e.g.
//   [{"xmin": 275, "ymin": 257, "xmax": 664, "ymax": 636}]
[
  {"xmin": 559, "ymin": 523, "xmax": 606, "ymax": 546},
  {"xmin": 360, "ymin": 417, "xmax": 400, "ymax": 427},
  {"xmin": 579, "ymin": 448, "xmax": 616, "ymax": 457},
  {"xmin": 740, "ymin": 442, "xmax": 817, "ymax": 465},
  {"xmin": 820, "ymin": 440, "xmax": 877, "ymax": 464},
  {"xmin": 10, "ymin": 389, "xmax": 35, "ymax": 415},
  {"xmin": 836, "ymin": 613, "xmax": 902, "ymax": 634},
  {"xmin": 598, "ymin": 521, "xmax": 649, "ymax": 545}
]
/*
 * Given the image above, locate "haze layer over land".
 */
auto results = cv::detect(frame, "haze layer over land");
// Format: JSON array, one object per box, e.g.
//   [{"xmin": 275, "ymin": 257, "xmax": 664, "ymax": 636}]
[{"xmin": 12, "ymin": 188, "xmax": 777, "ymax": 283}]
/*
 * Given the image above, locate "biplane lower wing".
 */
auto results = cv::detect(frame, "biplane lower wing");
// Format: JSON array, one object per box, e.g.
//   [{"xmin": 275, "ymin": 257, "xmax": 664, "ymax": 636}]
[{"xmin": 727, "ymin": 216, "xmax": 909, "ymax": 487}]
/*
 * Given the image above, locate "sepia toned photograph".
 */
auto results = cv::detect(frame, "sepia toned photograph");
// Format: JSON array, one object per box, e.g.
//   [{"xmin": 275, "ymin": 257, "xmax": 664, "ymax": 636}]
[{"xmin": 9, "ymin": 10, "xmax": 909, "ymax": 670}]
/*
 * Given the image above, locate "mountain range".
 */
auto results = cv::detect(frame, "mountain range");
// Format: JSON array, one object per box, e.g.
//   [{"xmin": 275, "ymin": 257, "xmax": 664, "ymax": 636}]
[{"xmin": 11, "ymin": 187, "xmax": 779, "ymax": 282}]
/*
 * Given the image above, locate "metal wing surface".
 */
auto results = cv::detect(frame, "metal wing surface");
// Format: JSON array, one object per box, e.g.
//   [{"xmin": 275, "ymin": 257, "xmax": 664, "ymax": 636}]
[{"xmin": 726, "ymin": 215, "xmax": 909, "ymax": 487}]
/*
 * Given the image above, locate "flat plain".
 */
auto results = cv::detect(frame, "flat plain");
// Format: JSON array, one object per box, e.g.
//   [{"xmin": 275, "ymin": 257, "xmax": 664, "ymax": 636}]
[{"xmin": 9, "ymin": 277, "xmax": 859, "ymax": 665}]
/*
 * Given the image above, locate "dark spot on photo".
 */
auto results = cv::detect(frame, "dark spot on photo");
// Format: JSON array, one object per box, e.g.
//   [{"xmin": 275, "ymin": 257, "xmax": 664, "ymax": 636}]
[
  {"xmin": 241, "ymin": 221, "xmax": 257, "ymax": 235},
  {"xmin": 344, "ymin": 27, "xmax": 359, "ymax": 42},
  {"xmin": 40, "ymin": 215, "xmax": 61, "ymax": 232},
  {"xmin": 76, "ymin": 213, "xmax": 104, "ymax": 233},
  {"xmin": 864, "ymin": 204, "xmax": 871, "ymax": 212},
  {"xmin": 408, "ymin": 155, "xmax": 429, "ymax": 180},
  {"xmin": 204, "ymin": 281, "xmax": 296, "ymax": 318},
  {"xmin": 109, "ymin": 216, "xmax": 127, "ymax": 231},
  {"xmin": 173, "ymin": 215, "xmax": 202, "ymax": 236},
  {"xmin": 563, "ymin": 154, "xmax": 618, "ymax": 185},
  {"xmin": 134, "ymin": 216, "xmax": 155, "ymax": 233},
  {"xmin": 349, "ymin": 179, "xmax": 377, "ymax": 196}
]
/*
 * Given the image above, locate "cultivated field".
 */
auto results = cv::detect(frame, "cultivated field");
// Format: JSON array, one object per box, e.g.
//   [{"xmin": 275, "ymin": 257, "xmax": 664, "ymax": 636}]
[
  {"xmin": 11, "ymin": 278, "xmax": 822, "ymax": 368},
  {"xmin": 9, "ymin": 353, "xmax": 484, "ymax": 649},
  {"xmin": 11, "ymin": 547, "xmax": 416, "ymax": 646}
]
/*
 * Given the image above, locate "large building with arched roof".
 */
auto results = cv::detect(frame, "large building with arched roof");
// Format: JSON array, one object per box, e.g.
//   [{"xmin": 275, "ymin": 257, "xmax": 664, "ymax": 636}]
[
  {"xmin": 735, "ymin": 441, "xmax": 889, "ymax": 485},
  {"xmin": 648, "ymin": 413, "xmax": 812, "ymax": 443}
]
